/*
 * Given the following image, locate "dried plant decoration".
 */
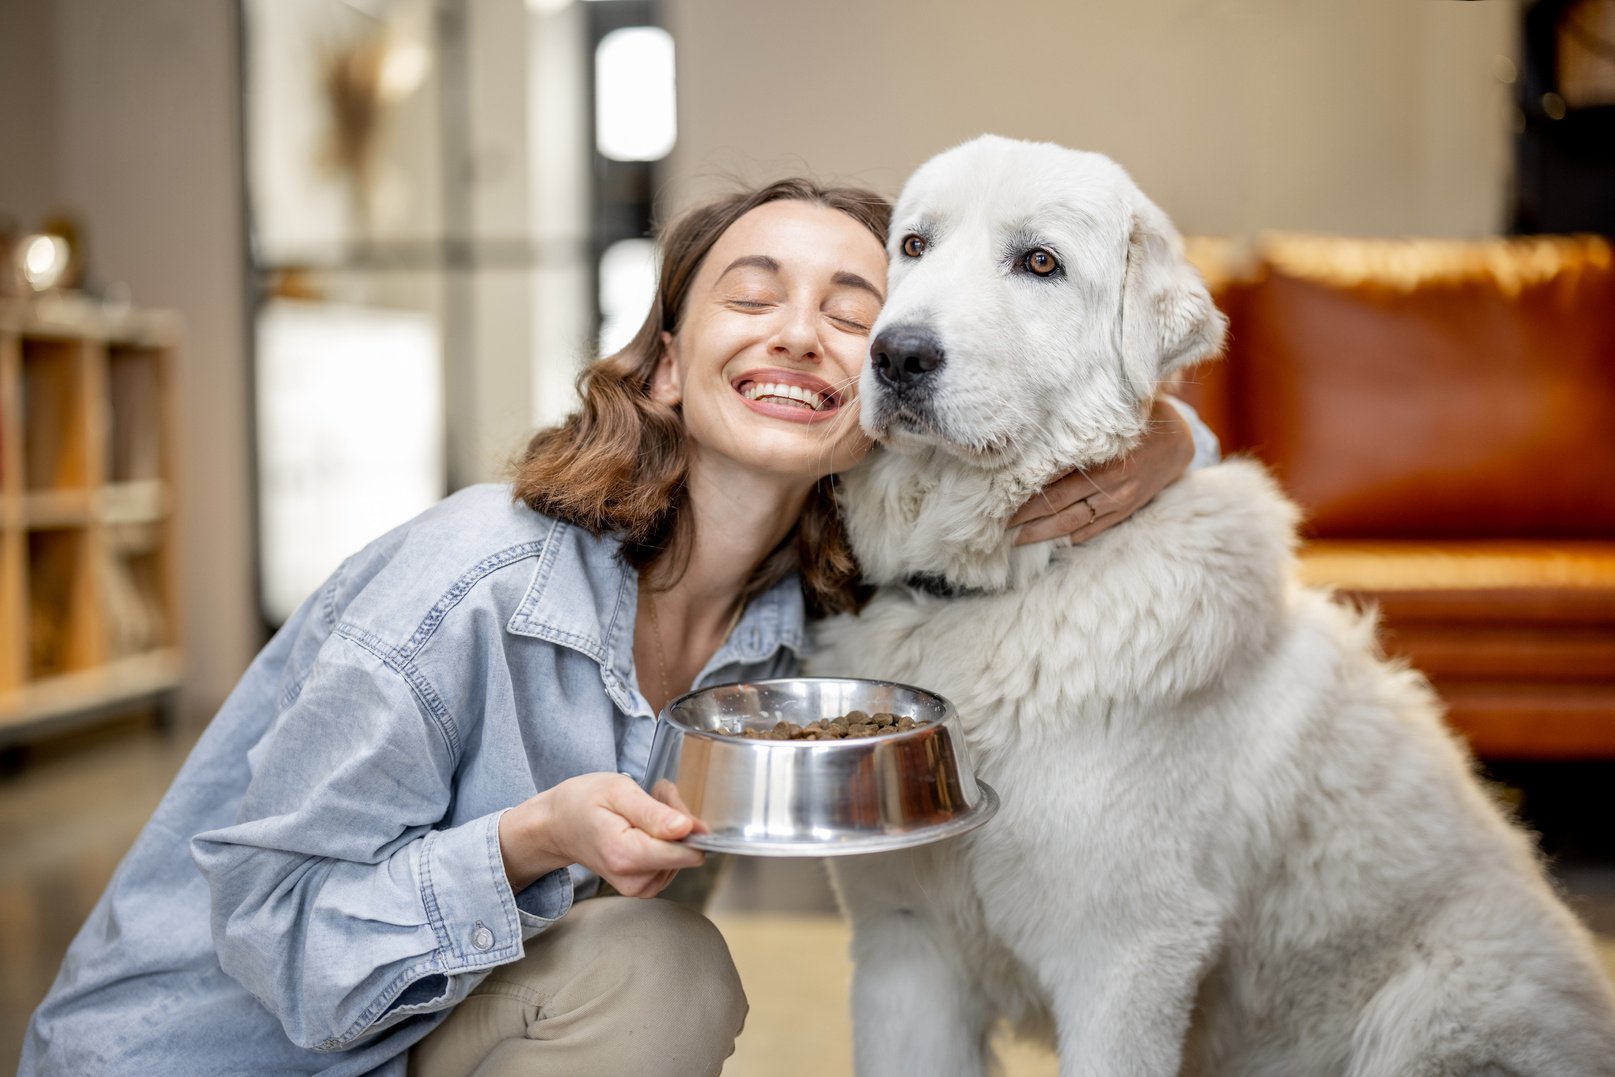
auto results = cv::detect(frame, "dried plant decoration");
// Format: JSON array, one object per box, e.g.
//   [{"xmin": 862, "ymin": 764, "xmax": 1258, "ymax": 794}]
[
  {"xmin": 318, "ymin": 30, "xmax": 390, "ymax": 236},
  {"xmin": 315, "ymin": 12, "xmax": 433, "ymax": 241}
]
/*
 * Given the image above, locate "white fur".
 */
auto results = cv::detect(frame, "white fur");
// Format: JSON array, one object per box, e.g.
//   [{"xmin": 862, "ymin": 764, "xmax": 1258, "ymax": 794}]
[{"xmin": 812, "ymin": 135, "xmax": 1615, "ymax": 1077}]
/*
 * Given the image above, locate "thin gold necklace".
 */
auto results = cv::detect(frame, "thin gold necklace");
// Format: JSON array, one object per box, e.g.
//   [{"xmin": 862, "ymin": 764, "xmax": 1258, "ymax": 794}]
[
  {"xmin": 642, "ymin": 588, "xmax": 745, "ymax": 708},
  {"xmin": 644, "ymin": 589, "xmax": 673, "ymax": 710}
]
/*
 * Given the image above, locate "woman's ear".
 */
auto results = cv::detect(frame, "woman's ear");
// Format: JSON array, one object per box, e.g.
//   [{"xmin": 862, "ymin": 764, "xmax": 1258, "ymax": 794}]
[{"xmin": 649, "ymin": 330, "xmax": 683, "ymax": 407}]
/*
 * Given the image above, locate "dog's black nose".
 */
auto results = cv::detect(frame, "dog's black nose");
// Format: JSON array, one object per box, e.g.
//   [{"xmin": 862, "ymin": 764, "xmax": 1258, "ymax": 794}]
[{"xmin": 870, "ymin": 325, "xmax": 945, "ymax": 389}]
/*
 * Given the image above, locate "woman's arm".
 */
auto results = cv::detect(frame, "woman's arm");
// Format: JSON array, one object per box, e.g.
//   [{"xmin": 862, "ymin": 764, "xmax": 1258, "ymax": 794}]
[
  {"xmin": 191, "ymin": 633, "xmax": 577, "ymax": 1053},
  {"xmin": 1011, "ymin": 395, "xmax": 1219, "ymax": 545}
]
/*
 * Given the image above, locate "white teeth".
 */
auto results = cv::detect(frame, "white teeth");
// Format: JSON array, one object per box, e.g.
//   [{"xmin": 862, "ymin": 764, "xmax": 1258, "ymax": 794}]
[{"xmin": 741, "ymin": 381, "xmax": 829, "ymax": 411}]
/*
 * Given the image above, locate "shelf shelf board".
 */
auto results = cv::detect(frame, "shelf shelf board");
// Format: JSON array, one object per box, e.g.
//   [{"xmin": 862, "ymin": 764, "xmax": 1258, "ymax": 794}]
[
  {"xmin": 22, "ymin": 488, "xmax": 93, "ymax": 529},
  {"xmin": 98, "ymin": 480, "xmax": 172, "ymax": 525},
  {"xmin": 0, "ymin": 648, "xmax": 182, "ymax": 741},
  {"xmin": 0, "ymin": 294, "xmax": 181, "ymax": 349}
]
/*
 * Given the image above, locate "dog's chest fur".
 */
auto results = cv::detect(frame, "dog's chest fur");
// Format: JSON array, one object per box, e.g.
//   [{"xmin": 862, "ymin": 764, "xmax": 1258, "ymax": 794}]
[
  {"xmin": 811, "ymin": 462, "xmax": 1299, "ymax": 1022},
  {"xmin": 813, "ymin": 459, "xmax": 1296, "ymax": 752}
]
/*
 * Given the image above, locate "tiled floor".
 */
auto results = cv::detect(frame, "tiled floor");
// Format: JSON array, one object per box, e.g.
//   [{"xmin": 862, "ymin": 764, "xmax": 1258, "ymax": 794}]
[{"xmin": 3, "ymin": 721, "xmax": 1613, "ymax": 1074}]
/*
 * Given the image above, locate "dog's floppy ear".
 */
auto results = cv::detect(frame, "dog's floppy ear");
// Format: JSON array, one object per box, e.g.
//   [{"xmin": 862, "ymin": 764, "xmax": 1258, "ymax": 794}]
[{"xmin": 1119, "ymin": 202, "xmax": 1228, "ymax": 402}]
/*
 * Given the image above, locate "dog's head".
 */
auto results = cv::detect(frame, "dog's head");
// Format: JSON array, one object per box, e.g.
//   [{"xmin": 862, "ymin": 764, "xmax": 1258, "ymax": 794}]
[{"xmin": 842, "ymin": 135, "xmax": 1226, "ymax": 589}]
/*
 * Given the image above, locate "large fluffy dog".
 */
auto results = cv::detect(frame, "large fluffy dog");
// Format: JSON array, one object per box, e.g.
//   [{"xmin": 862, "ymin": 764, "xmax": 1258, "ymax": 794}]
[{"xmin": 810, "ymin": 135, "xmax": 1615, "ymax": 1077}]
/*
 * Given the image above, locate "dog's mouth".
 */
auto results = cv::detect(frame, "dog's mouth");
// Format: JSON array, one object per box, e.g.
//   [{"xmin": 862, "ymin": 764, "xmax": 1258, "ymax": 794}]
[{"xmin": 868, "ymin": 397, "xmax": 1012, "ymax": 463}]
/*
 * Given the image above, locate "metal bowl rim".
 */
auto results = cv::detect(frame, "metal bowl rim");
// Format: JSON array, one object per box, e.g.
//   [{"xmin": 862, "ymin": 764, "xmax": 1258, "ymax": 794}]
[{"xmin": 659, "ymin": 676, "xmax": 959, "ymax": 746}]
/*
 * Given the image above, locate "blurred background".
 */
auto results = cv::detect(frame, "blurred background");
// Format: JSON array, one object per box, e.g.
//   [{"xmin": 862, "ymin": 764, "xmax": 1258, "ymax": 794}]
[{"xmin": 1, "ymin": 0, "xmax": 1612, "ymax": 1072}]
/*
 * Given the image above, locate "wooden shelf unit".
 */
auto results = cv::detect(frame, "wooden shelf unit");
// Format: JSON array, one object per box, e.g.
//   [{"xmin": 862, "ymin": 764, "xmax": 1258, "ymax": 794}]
[{"xmin": 0, "ymin": 295, "xmax": 182, "ymax": 743}]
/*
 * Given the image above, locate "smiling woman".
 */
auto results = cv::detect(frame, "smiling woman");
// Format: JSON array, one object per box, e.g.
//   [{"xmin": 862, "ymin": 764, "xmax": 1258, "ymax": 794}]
[{"xmin": 515, "ymin": 179, "xmax": 891, "ymax": 624}]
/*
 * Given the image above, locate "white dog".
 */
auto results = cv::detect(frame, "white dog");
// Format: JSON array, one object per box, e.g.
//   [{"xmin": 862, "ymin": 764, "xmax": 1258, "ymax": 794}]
[{"xmin": 810, "ymin": 135, "xmax": 1615, "ymax": 1077}]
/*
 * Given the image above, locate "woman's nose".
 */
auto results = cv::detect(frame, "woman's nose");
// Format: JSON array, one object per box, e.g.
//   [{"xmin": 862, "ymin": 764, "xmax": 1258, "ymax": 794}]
[{"xmin": 769, "ymin": 304, "xmax": 821, "ymax": 361}]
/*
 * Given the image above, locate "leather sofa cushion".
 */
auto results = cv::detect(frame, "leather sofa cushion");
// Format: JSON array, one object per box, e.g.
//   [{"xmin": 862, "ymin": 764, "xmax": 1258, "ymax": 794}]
[
  {"xmin": 1299, "ymin": 540, "xmax": 1615, "ymax": 681},
  {"xmin": 1218, "ymin": 236, "xmax": 1615, "ymax": 539}
]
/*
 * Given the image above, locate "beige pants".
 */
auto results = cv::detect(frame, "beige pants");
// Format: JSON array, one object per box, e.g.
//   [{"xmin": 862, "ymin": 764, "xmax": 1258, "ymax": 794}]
[{"xmin": 408, "ymin": 897, "xmax": 747, "ymax": 1077}]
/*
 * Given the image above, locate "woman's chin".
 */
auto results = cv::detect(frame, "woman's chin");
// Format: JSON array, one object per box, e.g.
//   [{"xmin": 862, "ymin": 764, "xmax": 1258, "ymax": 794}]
[{"xmin": 694, "ymin": 426, "xmax": 870, "ymax": 485}]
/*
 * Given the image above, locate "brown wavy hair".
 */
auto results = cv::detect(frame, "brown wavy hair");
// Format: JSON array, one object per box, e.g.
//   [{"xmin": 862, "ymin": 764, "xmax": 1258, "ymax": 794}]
[{"xmin": 512, "ymin": 178, "xmax": 891, "ymax": 617}]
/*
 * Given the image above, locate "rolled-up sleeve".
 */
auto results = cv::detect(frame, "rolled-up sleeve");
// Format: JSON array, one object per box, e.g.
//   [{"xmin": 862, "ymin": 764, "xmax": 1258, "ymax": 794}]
[
  {"xmin": 191, "ymin": 629, "xmax": 573, "ymax": 1051},
  {"xmin": 1163, "ymin": 394, "xmax": 1222, "ymax": 470}
]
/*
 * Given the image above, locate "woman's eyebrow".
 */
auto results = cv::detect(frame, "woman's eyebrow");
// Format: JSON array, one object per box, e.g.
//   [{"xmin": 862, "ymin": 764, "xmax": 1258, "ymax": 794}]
[
  {"xmin": 833, "ymin": 271, "xmax": 884, "ymax": 303},
  {"xmin": 716, "ymin": 255, "xmax": 780, "ymax": 282},
  {"xmin": 714, "ymin": 255, "xmax": 884, "ymax": 303}
]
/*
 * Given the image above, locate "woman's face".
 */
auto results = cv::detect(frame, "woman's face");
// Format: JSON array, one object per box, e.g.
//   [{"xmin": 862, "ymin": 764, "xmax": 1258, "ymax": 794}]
[{"xmin": 652, "ymin": 200, "xmax": 887, "ymax": 484}]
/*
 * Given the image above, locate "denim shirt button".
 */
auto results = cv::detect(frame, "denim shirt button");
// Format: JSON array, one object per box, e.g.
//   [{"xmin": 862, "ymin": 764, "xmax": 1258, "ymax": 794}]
[{"xmin": 471, "ymin": 922, "xmax": 494, "ymax": 951}]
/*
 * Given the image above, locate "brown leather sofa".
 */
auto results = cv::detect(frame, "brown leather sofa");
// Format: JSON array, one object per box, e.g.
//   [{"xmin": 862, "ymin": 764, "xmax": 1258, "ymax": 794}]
[{"xmin": 1175, "ymin": 234, "xmax": 1615, "ymax": 759}]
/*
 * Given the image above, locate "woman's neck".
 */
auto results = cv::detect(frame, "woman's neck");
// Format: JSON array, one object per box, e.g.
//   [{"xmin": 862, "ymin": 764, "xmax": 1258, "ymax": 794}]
[{"xmin": 635, "ymin": 452, "xmax": 812, "ymax": 710}]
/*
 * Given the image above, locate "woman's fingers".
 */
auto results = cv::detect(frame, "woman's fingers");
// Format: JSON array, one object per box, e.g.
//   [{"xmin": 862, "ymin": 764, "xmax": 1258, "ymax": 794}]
[
  {"xmin": 533, "ymin": 772, "xmax": 707, "ymax": 898},
  {"xmin": 611, "ymin": 825, "xmax": 706, "ymax": 872},
  {"xmin": 1013, "ymin": 466, "xmax": 1138, "ymax": 545},
  {"xmin": 598, "ymin": 828, "xmax": 704, "ymax": 896},
  {"xmin": 606, "ymin": 776, "xmax": 696, "ymax": 842},
  {"xmin": 592, "ymin": 778, "xmax": 705, "ymax": 895},
  {"xmin": 649, "ymin": 778, "xmax": 708, "ymax": 834},
  {"xmin": 616, "ymin": 867, "xmax": 680, "ymax": 900},
  {"xmin": 1013, "ymin": 491, "xmax": 1110, "ymax": 545},
  {"xmin": 1012, "ymin": 397, "xmax": 1195, "ymax": 547},
  {"xmin": 1008, "ymin": 468, "xmax": 1101, "ymax": 528}
]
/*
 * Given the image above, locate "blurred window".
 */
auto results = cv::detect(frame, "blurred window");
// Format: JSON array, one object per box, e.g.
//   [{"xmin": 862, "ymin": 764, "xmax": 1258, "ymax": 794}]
[
  {"xmin": 597, "ymin": 238, "xmax": 659, "ymax": 356},
  {"xmin": 243, "ymin": 0, "xmax": 665, "ymax": 629},
  {"xmin": 594, "ymin": 27, "xmax": 677, "ymax": 162}
]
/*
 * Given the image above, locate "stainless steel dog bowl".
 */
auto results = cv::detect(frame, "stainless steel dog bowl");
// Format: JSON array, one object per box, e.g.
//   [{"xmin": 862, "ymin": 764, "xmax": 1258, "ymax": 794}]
[{"xmin": 641, "ymin": 678, "xmax": 998, "ymax": 856}]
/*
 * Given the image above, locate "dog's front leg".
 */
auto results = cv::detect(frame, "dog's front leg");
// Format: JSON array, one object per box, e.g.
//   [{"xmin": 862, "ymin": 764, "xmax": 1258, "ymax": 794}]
[
  {"xmin": 1041, "ymin": 923, "xmax": 1219, "ymax": 1077},
  {"xmin": 846, "ymin": 908, "xmax": 993, "ymax": 1077}
]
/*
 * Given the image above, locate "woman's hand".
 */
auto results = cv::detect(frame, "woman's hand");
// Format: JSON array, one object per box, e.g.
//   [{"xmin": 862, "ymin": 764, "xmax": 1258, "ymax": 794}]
[
  {"xmin": 498, "ymin": 772, "xmax": 705, "ymax": 898},
  {"xmin": 1010, "ymin": 397, "xmax": 1196, "ymax": 546}
]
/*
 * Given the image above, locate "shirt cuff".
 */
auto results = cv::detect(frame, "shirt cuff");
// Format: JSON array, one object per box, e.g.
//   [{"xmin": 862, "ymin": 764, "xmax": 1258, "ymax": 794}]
[
  {"xmin": 1162, "ymin": 394, "xmax": 1222, "ymax": 470},
  {"xmin": 419, "ymin": 810, "xmax": 557, "ymax": 973},
  {"xmin": 514, "ymin": 866, "xmax": 575, "ymax": 937},
  {"xmin": 364, "ymin": 813, "xmax": 573, "ymax": 1043}
]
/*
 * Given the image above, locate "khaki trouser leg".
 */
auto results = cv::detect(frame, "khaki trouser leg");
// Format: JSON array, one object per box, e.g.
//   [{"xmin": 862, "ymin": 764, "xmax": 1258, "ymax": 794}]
[{"xmin": 408, "ymin": 896, "xmax": 748, "ymax": 1077}]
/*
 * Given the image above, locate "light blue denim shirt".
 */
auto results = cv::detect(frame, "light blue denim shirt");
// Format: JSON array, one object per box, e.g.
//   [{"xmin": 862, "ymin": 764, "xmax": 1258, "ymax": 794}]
[{"xmin": 21, "ymin": 485, "xmax": 805, "ymax": 1076}]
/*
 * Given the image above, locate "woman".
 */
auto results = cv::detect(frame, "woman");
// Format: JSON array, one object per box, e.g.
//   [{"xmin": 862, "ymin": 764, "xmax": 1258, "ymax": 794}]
[{"xmin": 23, "ymin": 178, "xmax": 1214, "ymax": 1077}]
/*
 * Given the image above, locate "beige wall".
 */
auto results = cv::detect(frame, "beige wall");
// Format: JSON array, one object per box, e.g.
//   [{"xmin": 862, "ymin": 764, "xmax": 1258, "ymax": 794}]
[
  {"xmin": 2, "ymin": 0, "xmax": 259, "ymax": 722},
  {"xmin": 0, "ymin": 1, "xmax": 61, "ymax": 228},
  {"xmin": 665, "ymin": 0, "xmax": 1517, "ymax": 237}
]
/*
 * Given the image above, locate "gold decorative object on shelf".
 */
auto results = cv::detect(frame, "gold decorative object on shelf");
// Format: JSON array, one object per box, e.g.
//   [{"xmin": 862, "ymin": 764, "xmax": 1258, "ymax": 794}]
[{"xmin": 16, "ymin": 234, "xmax": 71, "ymax": 293}]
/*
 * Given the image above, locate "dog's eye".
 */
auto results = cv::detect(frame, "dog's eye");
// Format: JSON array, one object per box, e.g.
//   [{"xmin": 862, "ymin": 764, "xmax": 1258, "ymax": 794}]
[
  {"xmin": 1025, "ymin": 248, "xmax": 1060, "ymax": 276},
  {"xmin": 901, "ymin": 234, "xmax": 926, "ymax": 258}
]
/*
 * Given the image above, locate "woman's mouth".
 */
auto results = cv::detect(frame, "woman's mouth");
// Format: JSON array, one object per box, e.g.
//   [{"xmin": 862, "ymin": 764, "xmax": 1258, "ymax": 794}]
[
  {"xmin": 739, "ymin": 380, "xmax": 832, "ymax": 411},
  {"xmin": 731, "ymin": 370, "xmax": 844, "ymax": 419}
]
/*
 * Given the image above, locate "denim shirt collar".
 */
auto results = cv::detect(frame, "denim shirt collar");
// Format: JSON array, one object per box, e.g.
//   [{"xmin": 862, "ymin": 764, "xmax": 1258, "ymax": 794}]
[{"xmin": 505, "ymin": 518, "xmax": 810, "ymax": 714}]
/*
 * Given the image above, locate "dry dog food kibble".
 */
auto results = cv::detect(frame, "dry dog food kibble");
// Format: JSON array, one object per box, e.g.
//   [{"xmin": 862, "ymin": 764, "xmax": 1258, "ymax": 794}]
[{"xmin": 716, "ymin": 709, "xmax": 924, "ymax": 740}]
